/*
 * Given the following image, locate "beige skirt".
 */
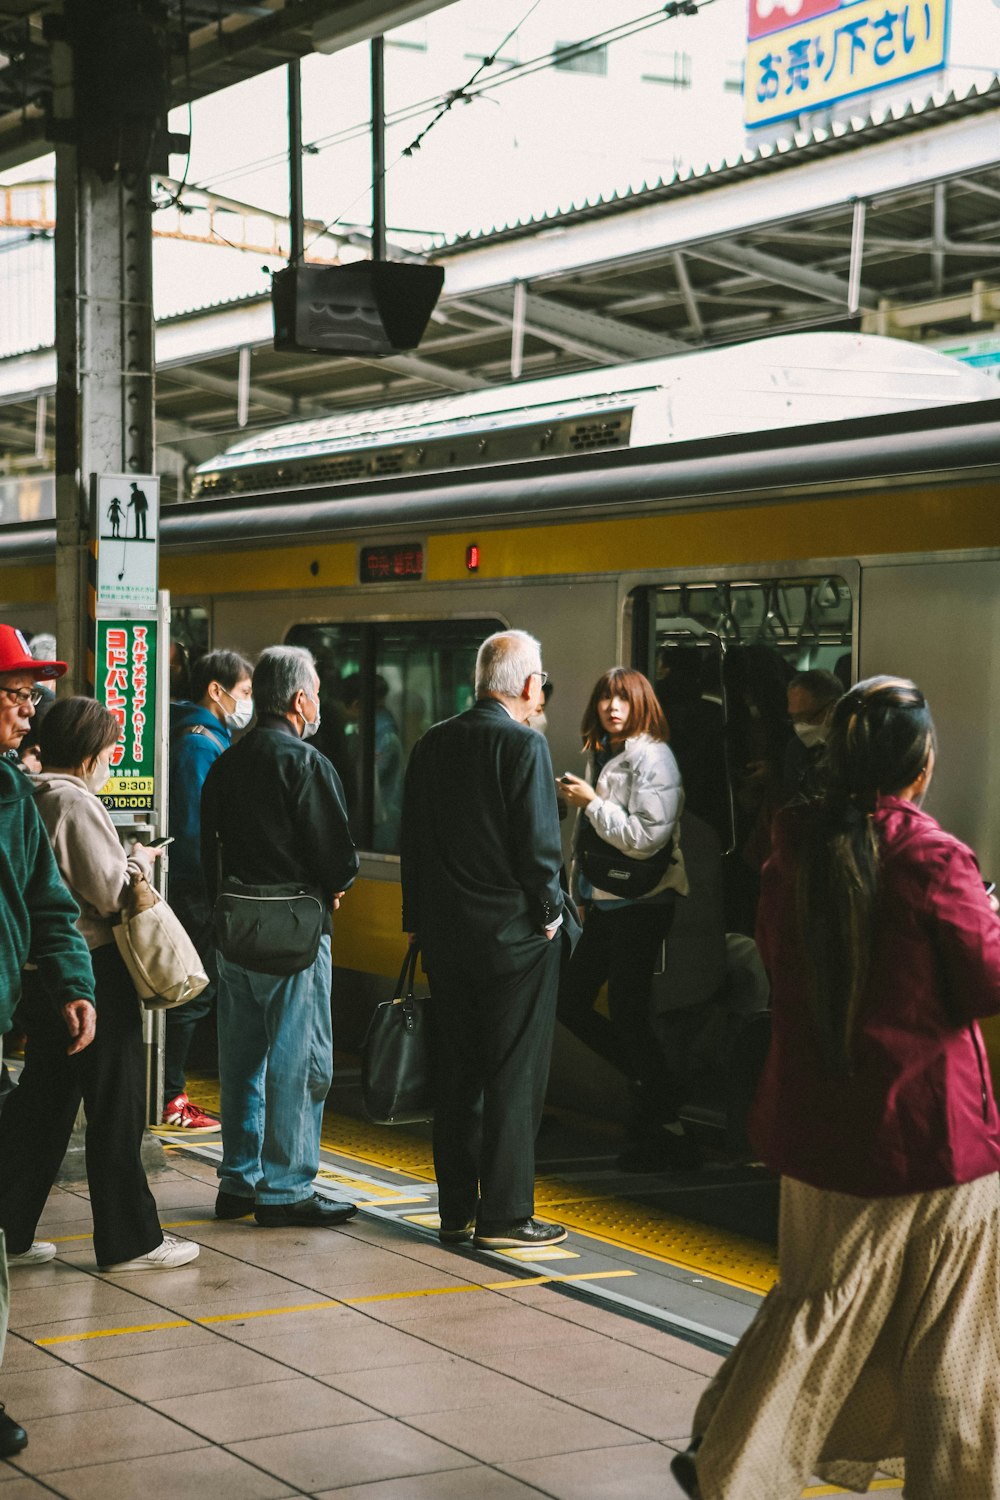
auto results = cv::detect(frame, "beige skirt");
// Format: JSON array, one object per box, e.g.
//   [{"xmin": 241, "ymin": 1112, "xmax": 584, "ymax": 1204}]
[{"xmin": 691, "ymin": 1171, "xmax": 1000, "ymax": 1499}]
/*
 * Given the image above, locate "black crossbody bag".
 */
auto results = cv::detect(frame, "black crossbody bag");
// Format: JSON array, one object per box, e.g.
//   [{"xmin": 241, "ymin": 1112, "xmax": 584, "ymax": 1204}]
[
  {"xmin": 577, "ymin": 818, "xmax": 674, "ymax": 899},
  {"xmin": 213, "ymin": 840, "xmax": 326, "ymax": 976}
]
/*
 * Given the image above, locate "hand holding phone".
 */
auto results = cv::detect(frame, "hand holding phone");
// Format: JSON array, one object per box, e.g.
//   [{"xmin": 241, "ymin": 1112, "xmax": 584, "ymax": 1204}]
[{"xmin": 147, "ymin": 836, "xmax": 174, "ymax": 849}]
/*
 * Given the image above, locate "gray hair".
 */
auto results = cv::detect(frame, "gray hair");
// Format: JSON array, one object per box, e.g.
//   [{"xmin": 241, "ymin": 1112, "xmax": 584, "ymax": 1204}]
[
  {"xmin": 475, "ymin": 630, "xmax": 542, "ymax": 699},
  {"xmin": 253, "ymin": 645, "xmax": 316, "ymax": 716}
]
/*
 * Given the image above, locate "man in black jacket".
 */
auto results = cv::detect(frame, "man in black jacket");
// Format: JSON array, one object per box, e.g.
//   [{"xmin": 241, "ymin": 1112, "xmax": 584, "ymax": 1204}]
[
  {"xmin": 401, "ymin": 629, "xmax": 580, "ymax": 1250},
  {"xmin": 201, "ymin": 645, "xmax": 359, "ymax": 1228}
]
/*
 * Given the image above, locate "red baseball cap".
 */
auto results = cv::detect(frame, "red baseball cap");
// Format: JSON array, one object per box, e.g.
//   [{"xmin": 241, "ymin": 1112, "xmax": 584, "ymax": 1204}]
[{"xmin": 0, "ymin": 625, "xmax": 67, "ymax": 681}]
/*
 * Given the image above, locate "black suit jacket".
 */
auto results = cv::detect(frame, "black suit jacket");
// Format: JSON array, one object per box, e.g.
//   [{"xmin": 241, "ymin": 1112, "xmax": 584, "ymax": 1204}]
[{"xmin": 401, "ymin": 698, "xmax": 580, "ymax": 973}]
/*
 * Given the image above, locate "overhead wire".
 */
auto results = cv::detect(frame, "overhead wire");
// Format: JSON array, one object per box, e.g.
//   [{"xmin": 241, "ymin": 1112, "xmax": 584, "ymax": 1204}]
[{"xmin": 182, "ymin": 0, "xmax": 715, "ymax": 201}]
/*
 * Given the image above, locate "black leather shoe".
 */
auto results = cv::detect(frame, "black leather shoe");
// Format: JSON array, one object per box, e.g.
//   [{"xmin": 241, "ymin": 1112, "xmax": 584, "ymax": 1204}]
[
  {"xmin": 474, "ymin": 1217, "xmax": 567, "ymax": 1249},
  {"xmin": 438, "ymin": 1220, "xmax": 475, "ymax": 1244},
  {"xmin": 0, "ymin": 1404, "xmax": 27, "ymax": 1458},
  {"xmin": 215, "ymin": 1189, "xmax": 254, "ymax": 1221},
  {"xmin": 254, "ymin": 1194, "xmax": 357, "ymax": 1228},
  {"xmin": 670, "ymin": 1438, "xmax": 702, "ymax": 1498}
]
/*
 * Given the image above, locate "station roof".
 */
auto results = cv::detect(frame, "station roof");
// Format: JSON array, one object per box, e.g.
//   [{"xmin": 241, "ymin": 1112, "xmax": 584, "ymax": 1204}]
[
  {"xmin": 2, "ymin": 77, "xmax": 1000, "ymax": 487},
  {"xmin": 0, "ymin": 1, "xmax": 458, "ymax": 169}
]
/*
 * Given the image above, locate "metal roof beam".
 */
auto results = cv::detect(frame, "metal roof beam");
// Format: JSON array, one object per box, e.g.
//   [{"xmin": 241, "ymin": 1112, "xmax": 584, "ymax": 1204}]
[
  {"xmin": 690, "ymin": 239, "xmax": 876, "ymax": 309},
  {"xmin": 672, "ymin": 251, "xmax": 704, "ymax": 340},
  {"xmin": 348, "ymin": 354, "xmax": 488, "ymax": 391},
  {"xmin": 159, "ymin": 364, "xmax": 329, "ymax": 419},
  {"xmin": 454, "ymin": 288, "xmax": 688, "ymax": 363}
]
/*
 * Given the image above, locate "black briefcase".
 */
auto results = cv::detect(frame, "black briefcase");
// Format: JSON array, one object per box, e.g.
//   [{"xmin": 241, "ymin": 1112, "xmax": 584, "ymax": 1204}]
[{"xmin": 361, "ymin": 945, "xmax": 435, "ymax": 1125}]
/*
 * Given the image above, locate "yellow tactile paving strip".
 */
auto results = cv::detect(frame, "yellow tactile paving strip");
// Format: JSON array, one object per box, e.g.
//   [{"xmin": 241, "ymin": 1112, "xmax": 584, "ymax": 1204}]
[{"xmin": 186, "ymin": 1077, "xmax": 779, "ymax": 1295}]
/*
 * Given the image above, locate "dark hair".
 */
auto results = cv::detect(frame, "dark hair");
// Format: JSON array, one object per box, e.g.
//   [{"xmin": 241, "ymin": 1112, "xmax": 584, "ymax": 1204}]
[
  {"xmin": 38, "ymin": 696, "xmax": 120, "ymax": 770},
  {"xmin": 789, "ymin": 668, "xmax": 842, "ymax": 707},
  {"xmin": 191, "ymin": 649, "xmax": 253, "ymax": 705},
  {"xmin": 796, "ymin": 675, "xmax": 935, "ymax": 1074},
  {"xmin": 581, "ymin": 667, "xmax": 668, "ymax": 751}
]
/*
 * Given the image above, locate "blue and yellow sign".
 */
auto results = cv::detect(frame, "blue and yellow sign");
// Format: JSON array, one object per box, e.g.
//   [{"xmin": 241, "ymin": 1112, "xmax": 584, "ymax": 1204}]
[{"xmin": 745, "ymin": 0, "xmax": 950, "ymax": 129}]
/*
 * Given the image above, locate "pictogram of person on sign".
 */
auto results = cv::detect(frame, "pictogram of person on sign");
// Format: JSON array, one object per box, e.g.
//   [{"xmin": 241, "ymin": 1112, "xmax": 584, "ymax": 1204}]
[
  {"xmin": 127, "ymin": 482, "xmax": 149, "ymax": 539},
  {"xmin": 107, "ymin": 495, "xmax": 124, "ymax": 538}
]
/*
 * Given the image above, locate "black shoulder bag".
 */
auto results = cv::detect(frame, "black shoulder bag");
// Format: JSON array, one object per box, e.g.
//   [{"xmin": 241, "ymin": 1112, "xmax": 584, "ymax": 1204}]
[
  {"xmin": 361, "ymin": 945, "xmax": 435, "ymax": 1125},
  {"xmin": 578, "ymin": 817, "xmax": 674, "ymax": 899},
  {"xmin": 212, "ymin": 839, "xmax": 326, "ymax": 976}
]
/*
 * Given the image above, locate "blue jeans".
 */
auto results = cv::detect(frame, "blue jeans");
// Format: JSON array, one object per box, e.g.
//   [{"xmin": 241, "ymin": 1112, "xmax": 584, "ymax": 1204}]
[{"xmin": 216, "ymin": 936, "xmax": 333, "ymax": 1205}]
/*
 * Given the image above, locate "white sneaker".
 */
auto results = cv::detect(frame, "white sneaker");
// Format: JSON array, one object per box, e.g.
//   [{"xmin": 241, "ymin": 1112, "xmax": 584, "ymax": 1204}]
[
  {"xmin": 99, "ymin": 1234, "xmax": 200, "ymax": 1273},
  {"xmin": 6, "ymin": 1240, "xmax": 57, "ymax": 1266}
]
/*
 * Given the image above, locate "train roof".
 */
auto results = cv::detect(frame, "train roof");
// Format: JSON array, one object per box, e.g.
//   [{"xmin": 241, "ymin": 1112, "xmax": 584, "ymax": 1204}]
[{"xmin": 191, "ymin": 333, "xmax": 998, "ymax": 500}]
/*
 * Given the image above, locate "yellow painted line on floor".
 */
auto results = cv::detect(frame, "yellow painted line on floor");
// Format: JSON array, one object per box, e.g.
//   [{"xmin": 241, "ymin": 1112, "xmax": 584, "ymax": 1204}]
[
  {"xmin": 33, "ymin": 1269, "xmax": 635, "ymax": 1346},
  {"xmin": 46, "ymin": 1220, "xmax": 214, "ymax": 1245},
  {"xmin": 801, "ymin": 1484, "xmax": 902, "ymax": 1496},
  {"xmin": 36, "ymin": 1319, "xmax": 193, "ymax": 1345}
]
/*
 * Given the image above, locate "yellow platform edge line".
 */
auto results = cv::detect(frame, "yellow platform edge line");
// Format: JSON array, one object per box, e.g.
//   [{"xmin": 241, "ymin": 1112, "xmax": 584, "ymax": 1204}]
[
  {"xmin": 801, "ymin": 1484, "xmax": 902, "ymax": 1496},
  {"xmin": 32, "ymin": 1268, "xmax": 634, "ymax": 1345}
]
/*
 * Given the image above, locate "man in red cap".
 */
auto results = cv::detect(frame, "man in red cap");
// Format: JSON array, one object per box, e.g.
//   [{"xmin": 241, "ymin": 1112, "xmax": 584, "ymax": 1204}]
[{"xmin": 0, "ymin": 624, "xmax": 96, "ymax": 1458}]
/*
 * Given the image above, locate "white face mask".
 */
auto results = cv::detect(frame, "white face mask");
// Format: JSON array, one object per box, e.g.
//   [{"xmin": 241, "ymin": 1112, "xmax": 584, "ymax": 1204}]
[
  {"xmin": 793, "ymin": 721, "xmax": 828, "ymax": 750},
  {"xmin": 85, "ymin": 757, "xmax": 112, "ymax": 795},
  {"xmin": 223, "ymin": 694, "xmax": 253, "ymax": 732},
  {"xmin": 300, "ymin": 693, "xmax": 321, "ymax": 740}
]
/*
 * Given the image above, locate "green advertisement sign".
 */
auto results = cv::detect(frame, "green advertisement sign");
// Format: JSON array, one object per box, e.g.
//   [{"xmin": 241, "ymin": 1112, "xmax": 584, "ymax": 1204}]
[{"xmin": 95, "ymin": 618, "xmax": 157, "ymax": 812}]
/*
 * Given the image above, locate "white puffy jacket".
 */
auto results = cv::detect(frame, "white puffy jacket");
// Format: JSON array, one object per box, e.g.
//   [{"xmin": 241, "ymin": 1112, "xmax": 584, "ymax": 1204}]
[{"xmin": 574, "ymin": 733, "xmax": 688, "ymax": 903}]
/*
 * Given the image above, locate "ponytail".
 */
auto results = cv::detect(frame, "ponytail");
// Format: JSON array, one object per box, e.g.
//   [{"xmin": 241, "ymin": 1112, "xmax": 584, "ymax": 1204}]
[{"xmin": 796, "ymin": 676, "xmax": 934, "ymax": 1074}]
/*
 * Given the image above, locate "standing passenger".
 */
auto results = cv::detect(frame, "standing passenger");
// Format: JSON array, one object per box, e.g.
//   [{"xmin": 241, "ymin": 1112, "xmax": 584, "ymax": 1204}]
[
  {"xmin": 163, "ymin": 648, "xmax": 253, "ymax": 1130},
  {"xmin": 673, "ymin": 676, "xmax": 1000, "ymax": 1499},
  {"xmin": 0, "ymin": 696, "xmax": 200, "ymax": 1275},
  {"xmin": 557, "ymin": 667, "xmax": 698, "ymax": 1171},
  {"xmin": 0, "ymin": 628, "xmax": 96, "ymax": 1458},
  {"xmin": 201, "ymin": 645, "xmax": 359, "ymax": 1227},
  {"xmin": 400, "ymin": 629, "xmax": 580, "ymax": 1249}
]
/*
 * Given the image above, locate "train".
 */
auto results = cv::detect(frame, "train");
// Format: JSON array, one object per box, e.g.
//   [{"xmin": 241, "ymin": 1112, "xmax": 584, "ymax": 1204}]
[{"xmin": 3, "ymin": 330, "xmax": 1000, "ymax": 1131}]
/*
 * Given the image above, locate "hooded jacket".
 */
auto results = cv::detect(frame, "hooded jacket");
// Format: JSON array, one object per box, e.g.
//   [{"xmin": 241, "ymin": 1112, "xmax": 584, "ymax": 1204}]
[
  {"xmin": 752, "ymin": 796, "xmax": 1000, "ymax": 1195},
  {"xmin": 0, "ymin": 761, "xmax": 94, "ymax": 1027},
  {"xmin": 168, "ymin": 700, "xmax": 231, "ymax": 888},
  {"xmin": 31, "ymin": 772, "xmax": 144, "ymax": 951}
]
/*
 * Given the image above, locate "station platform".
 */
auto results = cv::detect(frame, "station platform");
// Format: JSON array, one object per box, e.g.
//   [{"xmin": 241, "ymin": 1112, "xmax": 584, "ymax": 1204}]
[{"xmin": 1, "ymin": 1080, "xmax": 905, "ymax": 1499}]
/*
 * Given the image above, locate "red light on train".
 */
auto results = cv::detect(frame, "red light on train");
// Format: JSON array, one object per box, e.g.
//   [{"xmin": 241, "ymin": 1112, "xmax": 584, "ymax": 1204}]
[{"xmin": 466, "ymin": 544, "xmax": 480, "ymax": 573}]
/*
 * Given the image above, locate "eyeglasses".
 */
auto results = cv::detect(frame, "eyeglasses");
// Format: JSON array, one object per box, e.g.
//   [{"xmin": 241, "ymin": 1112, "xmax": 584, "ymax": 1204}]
[
  {"xmin": 532, "ymin": 671, "xmax": 549, "ymax": 688},
  {"xmin": 0, "ymin": 687, "xmax": 43, "ymax": 707}
]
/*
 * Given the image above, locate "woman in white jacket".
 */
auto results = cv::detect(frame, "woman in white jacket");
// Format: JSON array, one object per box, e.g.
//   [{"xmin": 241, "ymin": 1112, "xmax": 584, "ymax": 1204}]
[
  {"xmin": 558, "ymin": 667, "xmax": 699, "ymax": 1171},
  {"xmin": 0, "ymin": 697, "xmax": 199, "ymax": 1273}
]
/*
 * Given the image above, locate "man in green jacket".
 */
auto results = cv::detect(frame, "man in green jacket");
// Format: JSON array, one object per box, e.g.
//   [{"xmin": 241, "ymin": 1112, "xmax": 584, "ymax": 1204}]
[{"xmin": 0, "ymin": 625, "xmax": 96, "ymax": 1458}]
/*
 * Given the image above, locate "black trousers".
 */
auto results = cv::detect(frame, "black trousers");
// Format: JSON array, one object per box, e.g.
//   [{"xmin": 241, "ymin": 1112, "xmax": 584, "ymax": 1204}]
[
  {"xmin": 0, "ymin": 943, "xmax": 162, "ymax": 1266},
  {"xmin": 557, "ymin": 896, "xmax": 679, "ymax": 1118},
  {"xmin": 163, "ymin": 884, "xmax": 216, "ymax": 1103},
  {"xmin": 427, "ymin": 936, "xmax": 562, "ymax": 1226}
]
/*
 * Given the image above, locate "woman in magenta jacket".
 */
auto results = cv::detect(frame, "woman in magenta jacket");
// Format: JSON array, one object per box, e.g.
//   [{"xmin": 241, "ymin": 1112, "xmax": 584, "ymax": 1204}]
[{"xmin": 673, "ymin": 676, "xmax": 1000, "ymax": 1500}]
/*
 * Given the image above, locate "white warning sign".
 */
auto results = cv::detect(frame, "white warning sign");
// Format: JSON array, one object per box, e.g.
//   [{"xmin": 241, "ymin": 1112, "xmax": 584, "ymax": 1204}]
[{"xmin": 94, "ymin": 473, "xmax": 159, "ymax": 612}]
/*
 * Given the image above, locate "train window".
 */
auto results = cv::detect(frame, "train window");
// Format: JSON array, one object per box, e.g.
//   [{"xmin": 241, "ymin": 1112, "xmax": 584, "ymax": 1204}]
[
  {"xmin": 286, "ymin": 618, "xmax": 503, "ymax": 856},
  {"xmin": 169, "ymin": 606, "xmax": 210, "ymax": 701},
  {"xmin": 635, "ymin": 573, "xmax": 854, "ymax": 930}
]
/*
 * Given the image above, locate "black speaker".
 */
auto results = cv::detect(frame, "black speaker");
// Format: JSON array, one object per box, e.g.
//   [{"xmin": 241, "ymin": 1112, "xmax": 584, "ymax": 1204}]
[{"xmin": 272, "ymin": 262, "xmax": 445, "ymax": 356}]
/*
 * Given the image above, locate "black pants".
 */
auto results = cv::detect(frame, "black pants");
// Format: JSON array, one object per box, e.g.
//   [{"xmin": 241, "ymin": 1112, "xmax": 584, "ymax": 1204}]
[
  {"xmin": 427, "ymin": 937, "xmax": 562, "ymax": 1226},
  {"xmin": 0, "ymin": 944, "xmax": 162, "ymax": 1267},
  {"xmin": 163, "ymin": 884, "xmax": 216, "ymax": 1103},
  {"xmin": 557, "ymin": 896, "xmax": 679, "ymax": 1118}
]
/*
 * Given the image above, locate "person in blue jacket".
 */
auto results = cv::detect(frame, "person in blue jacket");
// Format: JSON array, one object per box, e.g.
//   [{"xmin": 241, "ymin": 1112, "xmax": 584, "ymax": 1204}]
[{"xmin": 163, "ymin": 648, "xmax": 253, "ymax": 1130}]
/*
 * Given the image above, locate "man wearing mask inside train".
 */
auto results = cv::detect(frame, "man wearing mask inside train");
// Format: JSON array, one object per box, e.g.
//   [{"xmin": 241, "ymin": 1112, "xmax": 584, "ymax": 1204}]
[
  {"xmin": 782, "ymin": 668, "xmax": 843, "ymax": 803},
  {"xmin": 164, "ymin": 649, "xmax": 254, "ymax": 1131}
]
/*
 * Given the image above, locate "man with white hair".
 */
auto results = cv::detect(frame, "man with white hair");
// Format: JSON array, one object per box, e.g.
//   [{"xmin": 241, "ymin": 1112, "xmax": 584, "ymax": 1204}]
[
  {"xmin": 201, "ymin": 645, "xmax": 359, "ymax": 1229},
  {"xmin": 401, "ymin": 629, "xmax": 580, "ymax": 1249}
]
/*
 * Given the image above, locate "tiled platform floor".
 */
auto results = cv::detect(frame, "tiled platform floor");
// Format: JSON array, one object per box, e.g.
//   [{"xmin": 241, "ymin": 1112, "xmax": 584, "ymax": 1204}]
[{"xmin": 1, "ymin": 1151, "xmax": 721, "ymax": 1500}]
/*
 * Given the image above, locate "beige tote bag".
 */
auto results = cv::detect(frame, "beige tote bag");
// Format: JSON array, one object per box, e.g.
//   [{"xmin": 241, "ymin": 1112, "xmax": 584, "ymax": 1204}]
[{"xmin": 113, "ymin": 871, "xmax": 210, "ymax": 1010}]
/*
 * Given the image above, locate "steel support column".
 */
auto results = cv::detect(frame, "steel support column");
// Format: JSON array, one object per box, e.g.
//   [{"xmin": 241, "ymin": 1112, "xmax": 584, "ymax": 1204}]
[{"xmin": 53, "ymin": 123, "xmax": 154, "ymax": 690}]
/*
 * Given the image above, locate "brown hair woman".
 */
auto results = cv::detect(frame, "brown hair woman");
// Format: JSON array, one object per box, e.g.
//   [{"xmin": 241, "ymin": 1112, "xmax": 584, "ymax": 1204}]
[{"xmin": 557, "ymin": 667, "xmax": 698, "ymax": 1170}]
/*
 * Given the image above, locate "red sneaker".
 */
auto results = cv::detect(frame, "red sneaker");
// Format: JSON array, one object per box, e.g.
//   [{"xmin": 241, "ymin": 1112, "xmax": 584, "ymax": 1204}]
[{"xmin": 158, "ymin": 1092, "xmax": 220, "ymax": 1133}]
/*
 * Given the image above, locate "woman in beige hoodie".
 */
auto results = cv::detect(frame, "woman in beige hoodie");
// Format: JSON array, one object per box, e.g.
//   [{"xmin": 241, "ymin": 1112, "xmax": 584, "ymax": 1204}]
[{"xmin": 0, "ymin": 697, "xmax": 199, "ymax": 1273}]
